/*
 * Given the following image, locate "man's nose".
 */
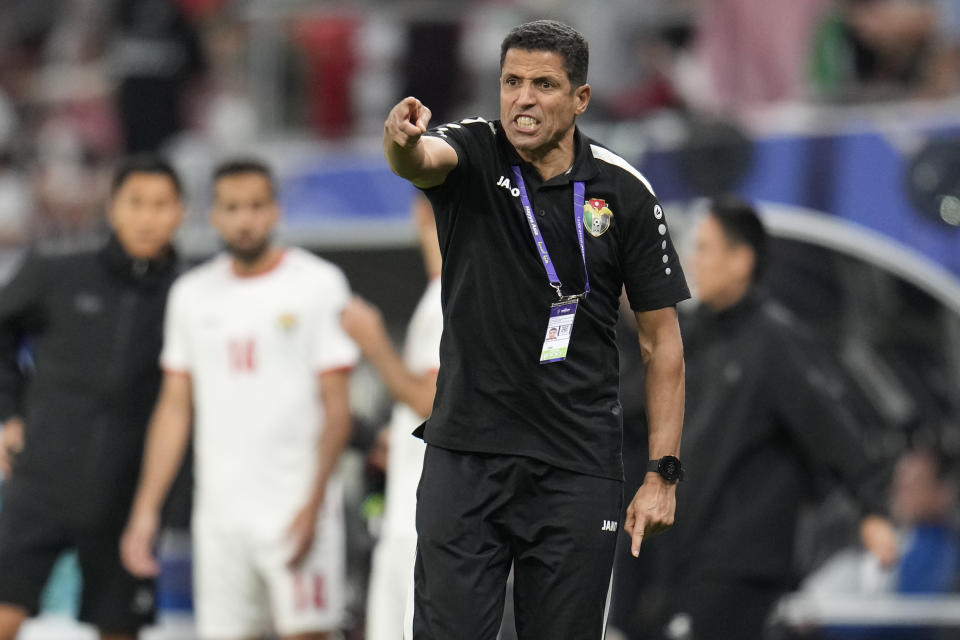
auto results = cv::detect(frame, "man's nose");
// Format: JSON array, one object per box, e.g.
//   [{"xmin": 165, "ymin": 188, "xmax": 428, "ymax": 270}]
[
  {"xmin": 517, "ymin": 82, "xmax": 536, "ymax": 105},
  {"xmin": 237, "ymin": 207, "xmax": 258, "ymax": 222}
]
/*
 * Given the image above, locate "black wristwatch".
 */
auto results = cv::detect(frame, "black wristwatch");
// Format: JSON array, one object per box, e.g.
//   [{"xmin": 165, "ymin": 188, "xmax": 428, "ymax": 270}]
[{"xmin": 647, "ymin": 456, "xmax": 684, "ymax": 483}]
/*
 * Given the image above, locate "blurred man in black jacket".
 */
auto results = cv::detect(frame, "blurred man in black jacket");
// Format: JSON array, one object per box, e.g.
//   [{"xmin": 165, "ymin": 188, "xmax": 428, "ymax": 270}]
[
  {"xmin": 615, "ymin": 198, "xmax": 899, "ymax": 640},
  {"xmin": 0, "ymin": 155, "xmax": 183, "ymax": 640}
]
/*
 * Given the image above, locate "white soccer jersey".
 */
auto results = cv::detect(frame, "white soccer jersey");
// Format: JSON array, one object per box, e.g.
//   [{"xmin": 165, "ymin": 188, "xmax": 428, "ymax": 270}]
[
  {"xmin": 366, "ymin": 277, "xmax": 442, "ymax": 640},
  {"xmin": 382, "ymin": 276, "xmax": 442, "ymax": 539},
  {"xmin": 161, "ymin": 248, "xmax": 359, "ymax": 530}
]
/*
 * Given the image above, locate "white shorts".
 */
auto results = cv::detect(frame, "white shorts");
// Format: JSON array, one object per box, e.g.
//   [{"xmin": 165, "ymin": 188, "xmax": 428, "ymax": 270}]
[
  {"xmin": 192, "ymin": 482, "xmax": 345, "ymax": 639},
  {"xmin": 365, "ymin": 533, "xmax": 417, "ymax": 640}
]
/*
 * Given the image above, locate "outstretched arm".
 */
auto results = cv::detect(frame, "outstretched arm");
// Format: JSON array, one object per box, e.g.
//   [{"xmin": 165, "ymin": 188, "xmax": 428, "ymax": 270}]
[
  {"xmin": 383, "ymin": 96, "xmax": 459, "ymax": 189},
  {"xmin": 624, "ymin": 306, "xmax": 685, "ymax": 558},
  {"xmin": 121, "ymin": 372, "xmax": 193, "ymax": 577}
]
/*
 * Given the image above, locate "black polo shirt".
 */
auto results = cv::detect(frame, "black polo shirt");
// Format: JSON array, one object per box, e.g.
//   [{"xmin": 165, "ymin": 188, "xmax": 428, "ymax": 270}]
[{"xmin": 418, "ymin": 118, "xmax": 689, "ymax": 480}]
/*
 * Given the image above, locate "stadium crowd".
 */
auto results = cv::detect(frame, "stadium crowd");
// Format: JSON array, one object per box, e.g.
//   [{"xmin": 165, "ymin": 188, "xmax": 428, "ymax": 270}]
[
  {"xmin": 0, "ymin": 1, "xmax": 959, "ymax": 640},
  {"xmin": 0, "ymin": 0, "xmax": 959, "ymax": 253}
]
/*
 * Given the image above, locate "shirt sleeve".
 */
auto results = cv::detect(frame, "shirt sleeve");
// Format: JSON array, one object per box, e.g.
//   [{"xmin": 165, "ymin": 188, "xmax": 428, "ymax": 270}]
[
  {"xmin": 160, "ymin": 278, "xmax": 192, "ymax": 373},
  {"xmin": 620, "ymin": 190, "xmax": 691, "ymax": 312},
  {"xmin": 313, "ymin": 268, "xmax": 360, "ymax": 373},
  {"xmin": 421, "ymin": 118, "xmax": 499, "ymax": 195},
  {"xmin": 422, "ymin": 120, "xmax": 473, "ymax": 175}
]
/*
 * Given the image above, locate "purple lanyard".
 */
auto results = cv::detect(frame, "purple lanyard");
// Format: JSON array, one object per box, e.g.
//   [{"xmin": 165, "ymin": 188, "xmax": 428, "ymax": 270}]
[{"xmin": 511, "ymin": 165, "xmax": 590, "ymax": 300}]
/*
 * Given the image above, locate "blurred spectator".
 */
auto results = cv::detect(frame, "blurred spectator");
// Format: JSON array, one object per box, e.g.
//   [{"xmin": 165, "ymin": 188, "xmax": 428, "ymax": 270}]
[
  {"xmin": 401, "ymin": 19, "xmax": 465, "ymax": 126},
  {"xmin": 688, "ymin": 0, "xmax": 833, "ymax": 115},
  {"xmin": 293, "ymin": 14, "xmax": 361, "ymax": 138},
  {"xmin": 196, "ymin": 14, "xmax": 259, "ymax": 147},
  {"xmin": 28, "ymin": 117, "xmax": 109, "ymax": 241},
  {"xmin": 604, "ymin": 24, "xmax": 691, "ymax": 120},
  {"xmin": 811, "ymin": 0, "xmax": 960, "ymax": 102},
  {"xmin": 0, "ymin": 155, "xmax": 184, "ymax": 640},
  {"xmin": 890, "ymin": 446, "xmax": 959, "ymax": 595},
  {"xmin": 0, "ymin": 92, "xmax": 29, "ymax": 280},
  {"xmin": 0, "ymin": 0, "xmax": 120, "ymax": 247},
  {"xmin": 107, "ymin": 0, "xmax": 206, "ymax": 153},
  {"xmin": 804, "ymin": 444, "xmax": 960, "ymax": 639},
  {"xmin": 0, "ymin": 0, "xmax": 60, "ymax": 97}
]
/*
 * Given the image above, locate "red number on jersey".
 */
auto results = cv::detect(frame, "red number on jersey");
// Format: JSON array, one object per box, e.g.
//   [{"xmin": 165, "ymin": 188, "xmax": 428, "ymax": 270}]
[
  {"xmin": 228, "ymin": 338, "xmax": 256, "ymax": 372},
  {"xmin": 293, "ymin": 572, "xmax": 326, "ymax": 611}
]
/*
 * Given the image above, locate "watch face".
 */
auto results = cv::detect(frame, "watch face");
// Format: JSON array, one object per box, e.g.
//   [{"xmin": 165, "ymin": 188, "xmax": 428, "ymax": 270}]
[{"xmin": 660, "ymin": 456, "xmax": 681, "ymax": 481}]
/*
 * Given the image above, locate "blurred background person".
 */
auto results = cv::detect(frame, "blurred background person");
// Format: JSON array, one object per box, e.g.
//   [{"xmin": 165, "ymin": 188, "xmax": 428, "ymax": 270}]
[
  {"xmin": 803, "ymin": 442, "xmax": 959, "ymax": 639},
  {"xmin": 0, "ymin": 154, "xmax": 184, "ymax": 640},
  {"xmin": 341, "ymin": 193, "xmax": 442, "ymax": 640},
  {"xmin": 108, "ymin": 0, "xmax": 206, "ymax": 153},
  {"xmin": 121, "ymin": 158, "xmax": 357, "ymax": 640},
  {"xmin": 810, "ymin": 0, "xmax": 960, "ymax": 102},
  {"xmin": 684, "ymin": 0, "xmax": 833, "ymax": 115},
  {"xmin": 612, "ymin": 198, "xmax": 899, "ymax": 640},
  {"xmin": 887, "ymin": 446, "xmax": 959, "ymax": 596}
]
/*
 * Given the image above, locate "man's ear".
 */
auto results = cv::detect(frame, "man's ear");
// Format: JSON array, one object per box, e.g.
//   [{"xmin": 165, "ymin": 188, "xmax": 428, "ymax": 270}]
[{"xmin": 574, "ymin": 84, "xmax": 591, "ymax": 116}]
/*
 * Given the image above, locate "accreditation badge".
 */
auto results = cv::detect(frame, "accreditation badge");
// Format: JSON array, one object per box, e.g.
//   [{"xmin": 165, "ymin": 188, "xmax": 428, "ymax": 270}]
[{"xmin": 540, "ymin": 300, "xmax": 578, "ymax": 364}]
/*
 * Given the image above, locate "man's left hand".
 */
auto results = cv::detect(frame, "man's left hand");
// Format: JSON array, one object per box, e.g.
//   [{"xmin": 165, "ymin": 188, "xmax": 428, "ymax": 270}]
[
  {"xmin": 624, "ymin": 473, "xmax": 677, "ymax": 558},
  {"xmin": 287, "ymin": 501, "xmax": 321, "ymax": 567}
]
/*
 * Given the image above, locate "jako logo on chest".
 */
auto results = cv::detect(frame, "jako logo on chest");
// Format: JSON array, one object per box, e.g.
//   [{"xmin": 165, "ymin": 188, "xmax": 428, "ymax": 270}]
[{"xmin": 496, "ymin": 175, "xmax": 520, "ymax": 198}]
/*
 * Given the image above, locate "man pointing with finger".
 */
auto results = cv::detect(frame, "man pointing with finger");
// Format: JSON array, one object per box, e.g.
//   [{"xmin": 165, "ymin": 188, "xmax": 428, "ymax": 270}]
[{"xmin": 383, "ymin": 20, "xmax": 689, "ymax": 639}]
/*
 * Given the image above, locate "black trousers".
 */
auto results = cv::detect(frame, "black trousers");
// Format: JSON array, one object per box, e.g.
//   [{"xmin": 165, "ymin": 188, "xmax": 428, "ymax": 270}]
[
  {"xmin": 0, "ymin": 480, "xmax": 155, "ymax": 633},
  {"xmin": 413, "ymin": 445, "xmax": 623, "ymax": 640}
]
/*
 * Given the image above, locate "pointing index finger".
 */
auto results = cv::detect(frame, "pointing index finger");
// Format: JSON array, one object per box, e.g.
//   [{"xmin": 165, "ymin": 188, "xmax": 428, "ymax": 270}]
[
  {"xmin": 632, "ymin": 527, "xmax": 644, "ymax": 557},
  {"xmin": 630, "ymin": 513, "xmax": 647, "ymax": 557},
  {"xmin": 414, "ymin": 105, "xmax": 432, "ymax": 133}
]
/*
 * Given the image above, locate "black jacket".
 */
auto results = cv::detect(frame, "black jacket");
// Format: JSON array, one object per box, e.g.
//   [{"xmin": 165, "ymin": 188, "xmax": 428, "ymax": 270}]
[
  {"xmin": 670, "ymin": 291, "xmax": 889, "ymax": 586},
  {"xmin": 0, "ymin": 235, "xmax": 179, "ymax": 529}
]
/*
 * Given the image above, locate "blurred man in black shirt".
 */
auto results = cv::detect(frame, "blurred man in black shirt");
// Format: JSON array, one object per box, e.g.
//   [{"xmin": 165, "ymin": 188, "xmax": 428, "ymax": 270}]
[
  {"xmin": 0, "ymin": 155, "xmax": 183, "ymax": 640},
  {"xmin": 648, "ymin": 198, "xmax": 898, "ymax": 640}
]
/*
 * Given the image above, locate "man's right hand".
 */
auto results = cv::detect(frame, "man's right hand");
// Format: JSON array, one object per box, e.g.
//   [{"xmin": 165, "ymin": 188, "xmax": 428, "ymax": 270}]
[
  {"xmin": 384, "ymin": 96, "xmax": 432, "ymax": 150},
  {"xmin": 383, "ymin": 96, "xmax": 457, "ymax": 188},
  {"xmin": 0, "ymin": 417, "xmax": 24, "ymax": 478},
  {"xmin": 120, "ymin": 509, "xmax": 161, "ymax": 578}
]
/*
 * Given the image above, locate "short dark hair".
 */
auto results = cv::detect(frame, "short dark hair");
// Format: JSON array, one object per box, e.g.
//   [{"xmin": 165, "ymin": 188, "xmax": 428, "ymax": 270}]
[
  {"xmin": 212, "ymin": 157, "xmax": 276, "ymax": 196},
  {"xmin": 500, "ymin": 20, "xmax": 589, "ymax": 88},
  {"xmin": 111, "ymin": 154, "xmax": 182, "ymax": 197},
  {"xmin": 709, "ymin": 196, "xmax": 767, "ymax": 281}
]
